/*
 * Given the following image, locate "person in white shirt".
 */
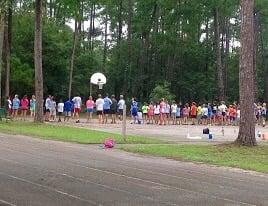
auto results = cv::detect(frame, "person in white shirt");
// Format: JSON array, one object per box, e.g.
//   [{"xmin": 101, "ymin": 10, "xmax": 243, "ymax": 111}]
[
  {"xmin": 202, "ymin": 104, "xmax": 209, "ymax": 125},
  {"xmin": 154, "ymin": 103, "xmax": 160, "ymax": 124},
  {"xmin": 171, "ymin": 101, "xmax": 177, "ymax": 125},
  {"xmin": 57, "ymin": 99, "xmax": 64, "ymax": 122},
  {"xmin": 218, "ymin": 101, "xmax": 227, "ymax": 125},
  {"xmin": 95, "ymin": 94, "xmax": 104, "ymax": 124},
  {"xmin": 72, "ymin": 96, "xmax": 82, "ymax": 123},
  {"xmin": 117, "ymin": 95, "xmax": 125, "ymax": 121}
]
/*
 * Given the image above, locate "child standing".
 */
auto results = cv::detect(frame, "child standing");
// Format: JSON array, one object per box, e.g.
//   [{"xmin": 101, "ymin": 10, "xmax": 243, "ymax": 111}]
[
  {"xmin": 171, "ymin": 101, "xmax": 177, "ymax": 125},
  {"xmin": 20, "ymin": 95, "xmax": 29, "ymax": 121},
  {"xmin": 30, "ymin": 95, "xmax": 36, "ymax": 117},
  {"xmin": 57, "ymin": 99, "xmax": 64, "ymax": 122},
  {"xmin": 12, "ymin": 95, "xmax": 20, "ymax": 120},
  {"xmin": 142, "ymin": 103, "xmax": 149, "ymax": 123},
  {"xmin": 130, "ymin": 97, "xmax": 138, "ymax": 124},
  {"xmin": 64, "ymin": 99, "xmax": 73, "ymax": 122},
  {"xmin": 148, "ymin": 102, "xmax": 154, "ymax": 124},
  {"xmin": 154, "ymin": 103, "xmax": 160, "ymax": 124},
  {"xmin": 190, "ymin": 102, "xmax": 197, "ymax": 125}
]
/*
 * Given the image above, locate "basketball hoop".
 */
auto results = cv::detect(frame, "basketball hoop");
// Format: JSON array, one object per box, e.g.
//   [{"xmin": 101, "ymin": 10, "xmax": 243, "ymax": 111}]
[{"xmin": 90, "ymin": 73, "xmax": 107, "ymax": 95}]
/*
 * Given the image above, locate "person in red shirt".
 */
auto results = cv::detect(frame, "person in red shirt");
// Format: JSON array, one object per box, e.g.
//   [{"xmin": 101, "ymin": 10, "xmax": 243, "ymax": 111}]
[
  {"xmin": 228, "ymin": 105, "xmax": 237, "ymax": 126},
  {"xmin": 20, "ymin": 95, "xmax": 29, "ymax": 121},
  {"xmin": 190, "ymin": 102, "xmax": 197, "ymax": 125}
]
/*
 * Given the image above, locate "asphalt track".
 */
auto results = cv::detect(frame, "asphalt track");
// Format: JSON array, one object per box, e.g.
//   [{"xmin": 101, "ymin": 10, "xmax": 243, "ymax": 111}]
[{"xmin": 0, "ymin": 133, "xmax": 268, "ymax": 206}]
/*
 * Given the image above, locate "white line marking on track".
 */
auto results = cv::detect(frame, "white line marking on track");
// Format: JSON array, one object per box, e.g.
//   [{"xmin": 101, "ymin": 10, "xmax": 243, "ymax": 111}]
[
  {"xmin": 0, "ymin": 171, "xmax": 97, "ymax": 206},
  {"xmin": 0, "ymin": 199, "xmax": 17, "ymax": 206},
  {"xmin": 2, "ymin": 138, "xmax": 268, "ymax": 185},
  {"xmin": 0, "ymin": 157, "xmax": 177, "ymax": 206},
  {"xmin": 0, "ymin": 149, "xmax": 256, "ymax": 206}
]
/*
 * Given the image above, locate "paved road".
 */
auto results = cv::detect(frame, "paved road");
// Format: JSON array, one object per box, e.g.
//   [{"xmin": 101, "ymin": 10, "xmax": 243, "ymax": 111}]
[{"xmin": 0, "ymin": 133, "xmax": 268, "ymax": 206}]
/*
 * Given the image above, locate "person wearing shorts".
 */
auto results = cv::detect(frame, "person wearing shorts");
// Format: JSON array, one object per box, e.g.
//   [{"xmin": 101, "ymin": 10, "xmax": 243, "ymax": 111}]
[
  {"xmin": 171, "ymin": 101, "xmax": 177, "ymax": 125},
  {"xmin": 117, "ymin": 95, "xmax": 125, "ymax": 120},
  {"xmin": 64, "ymin": 99, "xmax": 73, "ymax": 122},
  {"xmin": 142, "ymin": 103, "xmax": 149, "ymax": 123},
  {"xmin": 103, "ymin": 94, "xmax": 112, "ymax": 124},
  {"xmin": 154, "ymin": 103, "xmax": 160, "ymax": 124},
  {"xmin": 30, "ymin": 95, "xmax": 36, "ymax": 117},
  {"xmin": 95, "ymin": 94, "xmax": 104, "ymax": 124},
  {"xmin": 110, "ymin": 95, "xmax": 117, "ymax": 124},
  {"xmin": 86, "ymin": 96, "xmax": 94, "ymax": 123},
  {"xmin": 131, "ymin": 97, "xmax": 138, "ymax": 124},
  {"xmin": 147, "ymin": 102, "xmax": 154, "ymax": 124},
  {"xmin": 57, "ymin": 99, "xmax": 64, "ymax": 122},
  {"xmin": 12, "ymin": 94, "xmax": 20, "ymax": 120},
  {"xmin": 72, "ymin": 96, "xmax": 82, "ymax": 123},
  {"xmin": 190, "ymin": 102, "xmax": 197, "ymax": 125},
  {"xmin": 20, "ymin": 95, "xmax": 29, "ymax": 121}
]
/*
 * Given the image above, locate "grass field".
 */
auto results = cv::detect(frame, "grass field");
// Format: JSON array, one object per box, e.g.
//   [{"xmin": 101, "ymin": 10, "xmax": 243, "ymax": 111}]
[
  {"xmin": 121, "ymin": 144, "xmax": 268, "ymax": 173},
  {"xmin": 0, "ymin": 122, "xmax": 164, "ymax": 144}
]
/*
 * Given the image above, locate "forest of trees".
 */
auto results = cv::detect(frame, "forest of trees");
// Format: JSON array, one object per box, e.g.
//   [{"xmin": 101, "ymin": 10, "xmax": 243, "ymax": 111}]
[{"xmin": 0, "ymin": 0, "xmax": 268, "ymax": 104}]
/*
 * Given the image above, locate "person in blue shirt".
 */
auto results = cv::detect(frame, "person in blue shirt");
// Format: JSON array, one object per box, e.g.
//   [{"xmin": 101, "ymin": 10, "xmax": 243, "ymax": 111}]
[
  {"xmin": 64, "ymin": 99, "xmax": 73, "ymax": 122},
  {"xmin": 103, "ymin": 94, "xmax": 112, "ymax": 124},
  {"xmin": 131, "ymin": 97, "xmax": 138, "ymax": 124},
  {"xmin": 12, "ymin": 94, "xmax": 20, "ymax": 120}
]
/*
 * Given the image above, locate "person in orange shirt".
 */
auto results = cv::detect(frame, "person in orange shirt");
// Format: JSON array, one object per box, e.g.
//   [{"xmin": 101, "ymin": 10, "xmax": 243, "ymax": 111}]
[
  {"xmin": 190, "ymin": 102, "xmax": 197, "ymax": 125},
  {"xmin": 228, "ymin": 105, "xmax": 237, "ymax": 126}
]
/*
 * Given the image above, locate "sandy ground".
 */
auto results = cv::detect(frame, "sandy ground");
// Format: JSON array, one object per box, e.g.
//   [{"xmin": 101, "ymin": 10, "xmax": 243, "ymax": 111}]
[
  {"xmin": 0, "ymin": 133, "xmax": 268, "ymax": 206},
  {"xmin": 58, "ymin": 118, "xmax": 268, "ymax": 144}
]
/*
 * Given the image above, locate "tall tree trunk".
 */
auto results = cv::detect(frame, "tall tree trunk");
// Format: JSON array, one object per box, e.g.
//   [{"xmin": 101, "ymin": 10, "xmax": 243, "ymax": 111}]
[
  {"xmin": 235, "ymin": 0, "xmax": 256, "ymax": 146},
  {"xmin": 88, "ymin": 3, "xmax": 93, "ymax": 50},
  {"xmin": 0, "ymin": 14, "xmax": 4, "ymax": 106},
  {"xmin": 49, "ymin": 0, "xmax": 53, "ymax": 18},
  {"xmin": 5, "ymin": 1, "xmax": 12, "ymax": 98},
  {"xmin": 253, "ymin": 10, "xmax": 259, "ymax": 100},
  {"xmin": 68, "ymin": 20, "xmax": 78, "ymax": 99},
  {"xmin": 91, "ymin": 3, "xmax": 95, "ymax": 50},
  {"xmin": 117, "ymin": 0, "xmax": 123, "ymax": 46},
  {"xmin": 224, "ymin": 17, "xmax": 230, "ymax": 98},
  {"xmin": 102, "ymin": 13, "xmax": 108, "ymax": 69},
  {"xmin": 214, "ymin": 7, "xmax": 225, "ymax": 101},
  {"xmin": 34, "ymin": 0, "xmax": 44, "ymax": 123}
]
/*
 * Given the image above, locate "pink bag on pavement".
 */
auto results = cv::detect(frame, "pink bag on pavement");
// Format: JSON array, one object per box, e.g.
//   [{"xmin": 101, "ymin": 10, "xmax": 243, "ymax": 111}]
[{"xmin": 104, "ymin": 139, "xmax": 115, "ymax": 148}]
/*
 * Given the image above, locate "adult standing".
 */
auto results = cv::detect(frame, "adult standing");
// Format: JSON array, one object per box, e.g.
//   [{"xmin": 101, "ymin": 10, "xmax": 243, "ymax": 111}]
[
  {"xmin": 72, "ymin": 95, "xmax": 82, "ymax": 123},
  {"xmin": 50, "ymin": 96, "xmax": 57, "ymax": 121},
  {"xmin": 86, "ymin": 96, "xmax": 95, "ymax": 123},
  {"xmin": 103, "ymin": 94, "xmax": 112, "ymax": 124},
  {"xmin": 95, "ymin": 94, "xmax": 104, "ymax": 124},
  {"xmin": 45, "ymin": 95, "xmax": 52, "ymax": 121},
  {"xmin": 117, "ymin": 95, "xmax": 125, "ymax": 121},
  {"xmin": 20, "ymin": 95, "xmax": 29, "ymax": 121},
  {"xmin": 110, "ymin": 95, "xmax": 117, "ymax": 124}
]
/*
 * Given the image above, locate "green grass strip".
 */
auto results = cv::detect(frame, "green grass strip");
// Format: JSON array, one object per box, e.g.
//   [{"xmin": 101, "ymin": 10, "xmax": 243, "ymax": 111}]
[
  {"xmin": 0, "ymin": 122, "xmax": 164, "ymax": 144},
  {"xmin": 121, "ymin": 144, "xmax": 268, "ymax": 173}
]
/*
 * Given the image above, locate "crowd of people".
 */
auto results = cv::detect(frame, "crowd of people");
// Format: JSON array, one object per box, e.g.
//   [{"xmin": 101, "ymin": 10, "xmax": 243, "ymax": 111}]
[
  {"xmin": 132, "ymin": 99, "xmax": 267, "ymax": 127},
  {"xmin": 3, "ymin": 94, "xmax": 267, "ymax": 127}
]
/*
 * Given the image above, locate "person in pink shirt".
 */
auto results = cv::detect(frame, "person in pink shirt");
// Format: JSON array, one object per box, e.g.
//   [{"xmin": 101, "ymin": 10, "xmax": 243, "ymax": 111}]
[
  {"xmin": 86, "ymin": 96, "xmax": 95, "ymax": 123},
  {"xmin": 20, "ymin": 95, "xmax": 29, "ymax": 121}
]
